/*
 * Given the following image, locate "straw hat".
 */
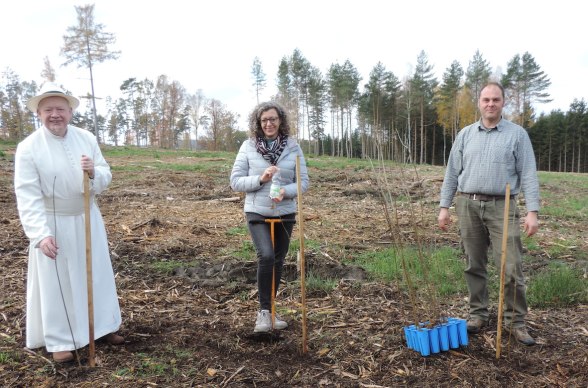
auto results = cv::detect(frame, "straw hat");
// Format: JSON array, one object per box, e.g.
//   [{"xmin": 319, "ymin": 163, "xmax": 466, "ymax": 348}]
[{"xmin": 26, "ymin": 82, "xmax": 80, "ymax": 112}]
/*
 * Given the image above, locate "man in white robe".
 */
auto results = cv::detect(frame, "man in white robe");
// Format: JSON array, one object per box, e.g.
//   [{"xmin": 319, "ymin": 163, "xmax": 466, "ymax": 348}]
[{"xmin": 14, "ymin": 82, "xmax": 123, "ymax": 363}]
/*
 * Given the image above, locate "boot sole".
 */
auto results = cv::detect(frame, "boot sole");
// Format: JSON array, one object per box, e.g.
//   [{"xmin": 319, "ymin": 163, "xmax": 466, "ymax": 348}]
[{"xmin": 53, "ymin": 352, "xmax": 74, "ymax": 363}]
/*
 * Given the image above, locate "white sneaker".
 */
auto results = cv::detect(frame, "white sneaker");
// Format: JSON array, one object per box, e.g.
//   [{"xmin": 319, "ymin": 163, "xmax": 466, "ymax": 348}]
[
  {"xmin": 254, "ymin": 310, "xmax": 288, "ymax": 332},
  {"xmin": 254, "ymin": 310, "xmax": 271, "ymax": 333},
  {"xmin": 273, "ymin": 313, "xmax": 288, "ymax": 330}
]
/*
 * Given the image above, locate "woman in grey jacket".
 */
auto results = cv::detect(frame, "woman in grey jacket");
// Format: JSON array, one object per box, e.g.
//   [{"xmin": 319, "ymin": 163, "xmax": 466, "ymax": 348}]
[{"xmin": 230, "ymin": 101, "xmax": 309, "ymax": 333}]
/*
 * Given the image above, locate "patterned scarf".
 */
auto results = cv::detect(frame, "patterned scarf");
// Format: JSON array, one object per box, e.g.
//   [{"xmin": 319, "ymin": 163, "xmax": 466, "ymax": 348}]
[{"xmin": 255, "ymin": 134, "xmax": 288, "ymax": 166}]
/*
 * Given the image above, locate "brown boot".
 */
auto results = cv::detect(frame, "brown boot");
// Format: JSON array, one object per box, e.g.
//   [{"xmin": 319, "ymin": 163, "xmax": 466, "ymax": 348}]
[
  {"xmin": 508, "ymin": 327, "xmax": 536, "ymax": 346},
  {"xmin": 104, "ymin": 333, "xmax": 125, "ymax": 345},
  {"xmin": 52, "ymin": 351, "xmax": 74, "ymax": 363},
  {"xmin": 466, "ymin": 318, "xmax": 488, "ymax": 334}
]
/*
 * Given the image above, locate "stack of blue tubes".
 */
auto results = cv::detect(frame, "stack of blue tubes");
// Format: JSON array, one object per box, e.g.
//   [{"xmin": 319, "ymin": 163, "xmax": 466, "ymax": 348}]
[{"xmin": 404, "ymin": 318, "xmax": 468, "ymax": 356}]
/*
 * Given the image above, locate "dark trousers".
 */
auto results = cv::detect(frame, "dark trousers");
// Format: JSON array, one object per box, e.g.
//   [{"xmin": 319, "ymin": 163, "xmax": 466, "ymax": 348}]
[
  {"xmin": 456, "ymin": 196, "xmax": 528, "ymax": 328},
  {"xmin": 246, "ymin": 212, "xmax": 295, "ymax": 311}
]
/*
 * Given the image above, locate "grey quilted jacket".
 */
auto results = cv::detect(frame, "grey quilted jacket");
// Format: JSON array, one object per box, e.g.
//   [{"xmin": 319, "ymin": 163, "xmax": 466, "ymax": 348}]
[{"xmin": 230, "ymin": 137, "xmax": 309, "ymax": 217}]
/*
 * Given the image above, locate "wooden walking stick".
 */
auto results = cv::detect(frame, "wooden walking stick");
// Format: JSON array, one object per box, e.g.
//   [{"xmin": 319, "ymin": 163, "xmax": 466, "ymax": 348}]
[
  {"xmin": 83, "ymin": 171, "xmax": 95, "ymax": 367},
  {"xmin": 496, "ymin": 183, "xmax": 511, "ymax": 359},
  {"xmin": 296, "ymin": 155, "xmax": 308, "ymax": 353},
  {"xmin": 265, "ymin": 218, "xmax": 282, "ymax": 330}
]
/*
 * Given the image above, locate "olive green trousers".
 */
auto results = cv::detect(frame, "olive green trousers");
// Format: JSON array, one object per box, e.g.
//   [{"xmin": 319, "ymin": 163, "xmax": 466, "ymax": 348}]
[{"xmin": 456, "ymin": 196, "xmax": 528, "ymax": 328}]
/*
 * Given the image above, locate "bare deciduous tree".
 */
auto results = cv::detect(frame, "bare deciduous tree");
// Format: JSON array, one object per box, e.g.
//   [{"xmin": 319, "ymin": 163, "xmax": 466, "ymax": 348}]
[
  {"xmin": 187, "ymin": 89, "xmax": 206, "ymax": 150},
  {"xmin": 251, "ymin": 57, "xmax": 266, "ymax": 105},
  {"xmin": 61, "ymin": 3, "xmax": 120, "ymax": 142},
  {"xmin": 41, "ymin": 57, "xmax": 56, "ymax": 82}
]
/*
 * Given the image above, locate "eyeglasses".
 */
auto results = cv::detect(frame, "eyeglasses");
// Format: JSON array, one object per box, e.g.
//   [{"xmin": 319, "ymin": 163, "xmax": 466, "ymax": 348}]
[{"xmin": 261, "ymin": 117, "xmax": 279, "ymax": 125}]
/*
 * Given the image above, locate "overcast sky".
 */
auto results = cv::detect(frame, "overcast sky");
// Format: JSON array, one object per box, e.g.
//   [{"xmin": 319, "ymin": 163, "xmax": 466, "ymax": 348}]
[{"xmin": 2, "ymin": 0, "xmax": 586, "ymax": 130}]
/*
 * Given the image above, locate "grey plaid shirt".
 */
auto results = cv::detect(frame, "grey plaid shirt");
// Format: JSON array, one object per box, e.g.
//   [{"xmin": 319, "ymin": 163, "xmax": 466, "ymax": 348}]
[{"xmin": 439, "ymin": 118, "xmax": 540, "ymax": 212}]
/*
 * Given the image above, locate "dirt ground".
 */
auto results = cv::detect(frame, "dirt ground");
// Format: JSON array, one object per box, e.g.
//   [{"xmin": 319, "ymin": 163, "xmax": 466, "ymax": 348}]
[{"xmin": 1, "ymin": 149, "xmax": 587, "ymax": 387}]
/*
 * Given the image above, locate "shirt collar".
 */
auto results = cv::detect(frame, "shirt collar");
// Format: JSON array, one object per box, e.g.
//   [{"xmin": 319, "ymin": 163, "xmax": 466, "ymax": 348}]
[{"xmin": 478, "ymin": 117, "xmax": 503, "ymax": 132}]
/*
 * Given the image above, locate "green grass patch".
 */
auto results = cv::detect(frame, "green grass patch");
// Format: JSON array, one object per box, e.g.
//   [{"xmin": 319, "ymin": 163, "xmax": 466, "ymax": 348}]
[
  {"xmin": 289, "ymin": 238, "xmax": 322, "ymax": 253},
  {"xmin": 149, "ymin": 259, "xmax": 193, "ymax": 275},
  {"xmin": 305, "ymin": 271, "xmax": 338, "ymax": 294},
  {"xmin": 522, "ymin": 235, "xmax": 540, "ymax": 252},
  {"xmin": 0, "ymin": 352, "xmax": 15, "ymax": 364},
  {"xmin": 306, "ymin": 156, "xmax": 373, "ymax": 171},
  {"xmin": 157, "ymin": 163, "xmax": 208, "ymax": 172},
  {"xmin": 139, "ymin": 360, "xmax": 171, "ymax": 377},
  {"xmin": 112, "ymin": 367, "xmax": 132, "ymax": 378},
  {"xmin": 354, "ymin": 246, "xmax": 467, "ymax": 296},
  {"xmin": 538, "ymin": 171, "xmax": 588, "ymax": 189},
  {"xmin": 111, "ymin": 350, "xmax": 192, "ymax": 381},
  {"xmin": 110, "ymin": 165, "xmax": 148, "ymax": 172},
  {"xmin": 111, "ymin": 161, "xmax": 230, "ymax": 173},
  {"xmin": 103, "ymin": 146, "xmax": 234, "ymax": 173},
  {"xmin": 527, "ymin": 262, "xmax": 587, "ymax": 308},
  {"xmin": 538, "ymin": 171, "xmax": 588, "ymax": 220},
  {"xmin": 0, "ymin": 139, "xmax": 17, "ymax": 149},
  {"xmin": 226, "ymin": 225, "xmax": 248, "ymax": 236},
  {"xmin": 544, "ymin": 238, "xmax": 584, "ymax": 260},
  {"xmin": 128, "ymin": 352, "xmax": 173, "ymax": 378},
  {"xmin": 102, "ymin": 146, "xmax": 231, "ymax": 159},
  {"xmin": 540, "ymin": 193, "xmax": 588, "ymax": 220},
  {"xmin": 230, "ymin": 240, "xmax": 256, "ymax": 261},
  {"xmin": 237, "ymin": 289, "xmax": 251, "ymax": 301},
  {"xmin": 170, "ymin": 347, "xmax": 194, "ymax": 360},
  {"xmin": 35, "ymin": 364, "xmax": 55, "ymax": 376}
]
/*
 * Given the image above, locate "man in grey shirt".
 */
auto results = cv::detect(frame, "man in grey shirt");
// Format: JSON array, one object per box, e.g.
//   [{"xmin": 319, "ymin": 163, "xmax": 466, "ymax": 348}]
[{"xmin": 438, "ymin": 81, "xmax": 540, "ymax": 346}]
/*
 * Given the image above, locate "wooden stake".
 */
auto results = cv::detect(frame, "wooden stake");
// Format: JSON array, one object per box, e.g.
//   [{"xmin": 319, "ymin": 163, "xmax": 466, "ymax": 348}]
[
  {"xmin": 496, "ymin": 183, "xmax": 511, "ymax": 359},
  {"xmin": 83, "ymin": 172, "xmax": 95, "ymax": 367},
  {"xmin": 296, "ymin": 155, "xmax": 308, "ymax": 353}
]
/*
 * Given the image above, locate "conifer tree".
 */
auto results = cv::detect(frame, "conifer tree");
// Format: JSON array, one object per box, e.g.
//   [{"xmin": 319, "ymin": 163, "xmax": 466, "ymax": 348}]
[{"xmin": 501, "ymin": 52, "xmax": 552, "ymax": 128}]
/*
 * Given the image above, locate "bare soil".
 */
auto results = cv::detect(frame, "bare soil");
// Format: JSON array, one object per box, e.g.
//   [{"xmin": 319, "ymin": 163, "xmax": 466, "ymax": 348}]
[{"xmin": 1, "ymin": 149, "xmax": 587, "ymax": 387}]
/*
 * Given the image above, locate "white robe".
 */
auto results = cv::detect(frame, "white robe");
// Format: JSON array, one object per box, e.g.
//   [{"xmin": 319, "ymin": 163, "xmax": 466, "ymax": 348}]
[{"xmin": 14, "ymin": 125, "xmax": 121, "ymax": 352}]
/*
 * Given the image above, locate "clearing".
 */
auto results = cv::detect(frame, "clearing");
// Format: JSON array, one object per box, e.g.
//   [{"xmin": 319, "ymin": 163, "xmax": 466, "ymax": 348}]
[{"xmin": 1, "ymin": 147, "xmax": 587, "ymax": 387}]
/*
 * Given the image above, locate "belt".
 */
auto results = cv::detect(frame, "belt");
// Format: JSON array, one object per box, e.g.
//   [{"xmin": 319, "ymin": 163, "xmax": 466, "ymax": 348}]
[{"xmin": 459, "ymin": 192, "xmax": 515, "ymax": 201}]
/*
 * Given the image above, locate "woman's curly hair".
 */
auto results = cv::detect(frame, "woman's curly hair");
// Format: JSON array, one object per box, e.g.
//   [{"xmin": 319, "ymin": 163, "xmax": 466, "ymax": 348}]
[{"xmin": 248, "ymin": 101, "xmax": 291, "ymax": 138}]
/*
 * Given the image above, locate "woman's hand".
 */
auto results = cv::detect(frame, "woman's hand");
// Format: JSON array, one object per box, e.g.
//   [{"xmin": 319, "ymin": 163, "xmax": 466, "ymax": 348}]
[
  {"xmin": 260, "ymin": 166, "xmax": 278, "ymax": 184},
  {"xmin": 272, "ymin": 188, "xmax": 285, "ymax": 202}
]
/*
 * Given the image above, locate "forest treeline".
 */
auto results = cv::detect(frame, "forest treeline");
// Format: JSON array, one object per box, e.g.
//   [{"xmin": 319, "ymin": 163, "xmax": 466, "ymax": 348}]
[
  {"xmin": 0, "ymin": 6, "xmax": 586, "ymax": 172},
  {"xmin": 2, "ymin": 48, "xmax": 587, "ymax": 172}
]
